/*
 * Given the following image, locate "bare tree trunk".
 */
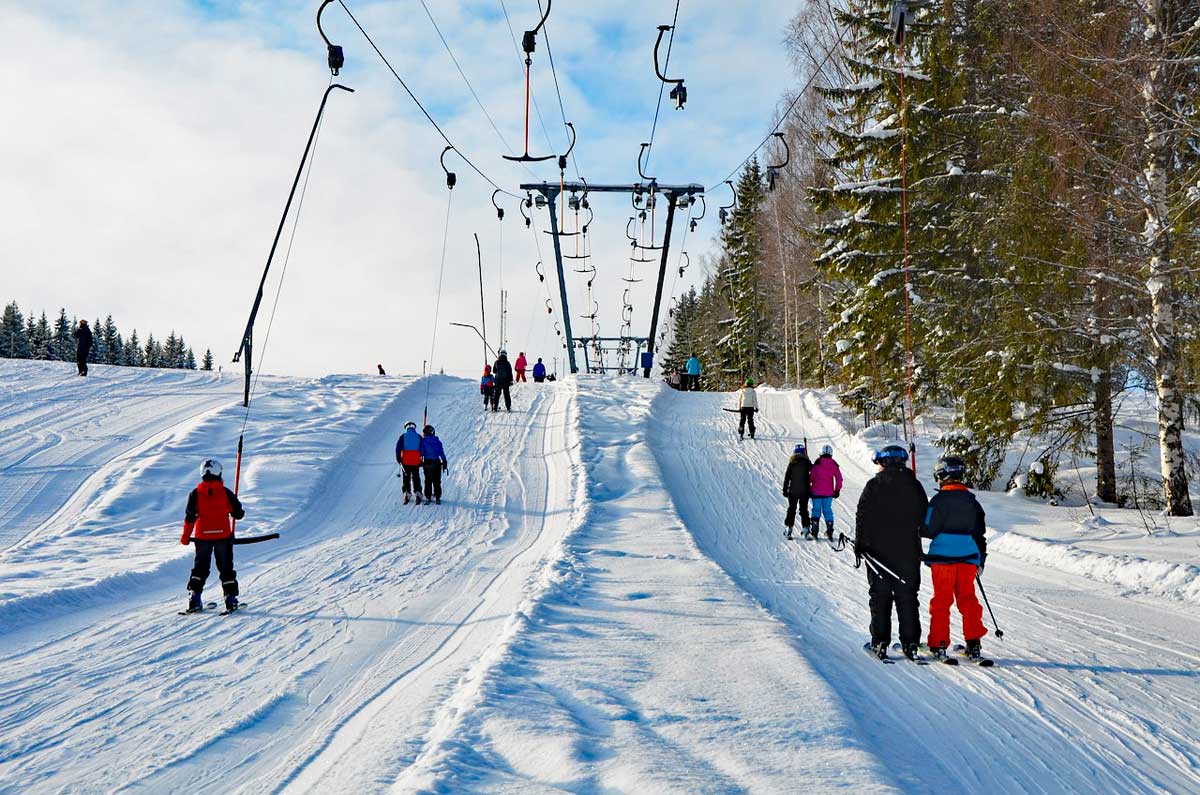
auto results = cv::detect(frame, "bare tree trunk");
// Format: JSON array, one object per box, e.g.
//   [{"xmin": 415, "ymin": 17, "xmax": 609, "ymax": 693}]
[
  {"xmin": 1142, "ymin": 0, "xmax": 1193, "ymax": 516},
  {"xmin": 1094, "ymin": 368, "xmax": 1118, "ymax": 504}
]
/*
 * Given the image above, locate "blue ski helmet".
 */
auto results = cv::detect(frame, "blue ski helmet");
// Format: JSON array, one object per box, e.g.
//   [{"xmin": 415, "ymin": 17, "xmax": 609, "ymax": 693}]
[
  {"xmin": 934, "ymin": 455, "xmax": 967, "ymax": 483},
  {"xmin": 872, "ymin": 444, "xmax": 909, "ymax": 466},
  {"xmin": 794, "ymin": 444, "xmax": 806, "ymax": 455}
]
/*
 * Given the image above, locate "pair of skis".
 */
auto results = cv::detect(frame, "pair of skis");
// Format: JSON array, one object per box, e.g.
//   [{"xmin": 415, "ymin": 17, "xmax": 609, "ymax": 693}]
[
  {"xmin": 862, "ymin": 642, "xmax": 995, "ymax": 667},
  {"xmin": 178, "ymin": 601, "xmax": 244, "ymax": 617}
]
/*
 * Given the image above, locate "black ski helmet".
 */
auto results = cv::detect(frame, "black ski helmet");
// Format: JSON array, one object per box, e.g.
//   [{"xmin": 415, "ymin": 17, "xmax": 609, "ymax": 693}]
[
  {"xmin": 934, "ymin": 455, "xmax": 967, "ymax": 483},
  {"xmin": 872, "ymin": 444, "xmax": 909, "ymax": 467},
  {"xmin": 423, "ymin": 424, "xmax": 435, "ymax": 436}
]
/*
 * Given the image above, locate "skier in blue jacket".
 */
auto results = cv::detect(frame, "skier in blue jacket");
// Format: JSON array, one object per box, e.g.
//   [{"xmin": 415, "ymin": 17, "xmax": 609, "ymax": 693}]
[
  {"xmin": 396, "ymin": 421, "xmax": 424, "ymax": 504},
  {"xmin": 419, "ymin": 424, "xmax": 448, "ymax": 504},
  {"xmin": 532, "ymin": 358, "xmax": 547, "ymax": 383},
  {"xmin": 685, "ymin": 354, "xmax": 702, "ymax": 391}
]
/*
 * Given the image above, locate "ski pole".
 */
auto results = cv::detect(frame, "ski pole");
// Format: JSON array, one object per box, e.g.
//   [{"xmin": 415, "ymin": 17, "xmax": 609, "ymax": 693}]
[
  {"xmin": 863, "ymin": 553, "xmax": 907, "ymax": 585},
  {"xmin": 976, "ymin": 573, "xmax": 1005, "ymax": 639}
]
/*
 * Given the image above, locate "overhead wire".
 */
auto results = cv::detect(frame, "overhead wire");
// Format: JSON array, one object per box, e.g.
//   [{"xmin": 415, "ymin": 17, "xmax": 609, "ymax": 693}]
[
  {"xmin": 337, "ymin": 0, "xmax": 521, "ymax": 198},
  {"xmin": 498, "ymin": 0, "xmax": 559, "ymax": 156},
  {"xmin": 642, "ymin": 0, "xmax": 681, "ymax": 175},
  {"xmin": 424, "ymin": 186, "xmax": 455, "ymax": 423},
  {"xmin": 536, "ymin": 0, "xmax": 582, "ymax": 179}
]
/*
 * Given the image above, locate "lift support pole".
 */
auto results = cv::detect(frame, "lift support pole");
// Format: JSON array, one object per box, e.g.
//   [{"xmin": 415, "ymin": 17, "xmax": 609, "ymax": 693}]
[{"xmin": 520, "ymin": 181, "xmax": 703, "ymax": 377}]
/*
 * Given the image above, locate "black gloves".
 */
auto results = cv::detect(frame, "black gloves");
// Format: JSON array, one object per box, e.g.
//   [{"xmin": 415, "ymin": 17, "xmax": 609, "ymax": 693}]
[
  {"xmin": 833, "ymin": 490, "xmax": 841, "ymax": 499},
  {"xmin": 442, "ymin": 460, "xmax": 448, "ymax": 473}
]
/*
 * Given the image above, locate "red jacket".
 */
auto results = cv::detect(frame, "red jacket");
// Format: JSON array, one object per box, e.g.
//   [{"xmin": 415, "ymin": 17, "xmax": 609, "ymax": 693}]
[
  {"xmin": 515, "ymin": 354, "xmax": 528, "ymax": 372},
  {"xmin": 809, "ymin": 455, "xmax": 843, "ymax": 497},
  {"xmin": 181, "ymin": 477, "xmax": 245, "ymax": 543}
]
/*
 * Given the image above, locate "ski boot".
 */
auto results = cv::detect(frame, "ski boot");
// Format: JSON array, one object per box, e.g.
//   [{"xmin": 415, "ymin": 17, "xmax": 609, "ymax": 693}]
[
  {"xmin": 902, "ymin": 642, "xmax": 921, "ymax": 662},
  {"xmin": 870, "ymin": 641, "xmax": 889, "ymax": 661},
  {"xmin": 403, "ymin": 492, "xmax": 411, "ymax": 505},
  {"xmin": 184, "ymin": 592, "xmax": 204, "ymax": 613},
  {"xmin": 929, "ymin": 644, "xmax": 951, "ymax": 663},
  {"xmin": 415, "ymin": 493, "xmax": 423, "ymax": 505},
  {"xmin": 224, "ymin": 595, "xmax": 239, "ymax": 613},
  {"xmin": 824, "ymin": 521, "xmax": 834, "ymax": 541},
  {"xmin": 965, "ymin": 639, "xmax": 983, "ymax": 661},
  {"xmin": 435, "ymin": 497, "xmax": 441, "ymax": 505}
]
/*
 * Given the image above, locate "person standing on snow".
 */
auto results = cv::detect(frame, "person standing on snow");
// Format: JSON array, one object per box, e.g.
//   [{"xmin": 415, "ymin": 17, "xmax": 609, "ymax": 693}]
[
  {"xmin": 808, "ymin": 444, "xmax": 844, "ymax": 540},
  {"xmin": 492, "ymin": 350, "xmax": 514, "ymax": 411},
  {"xmin": 74, "ymin": 319, "xmax": 93, "ymax": 376},
  {"xmin": 532, "ymin": 357, "xmax": 547, "ymax": 383},
  {"xmin": 737, "ymin": 378, "xmax": 758, "ymax": 440},
  {"xmin": 419, "ymin": 424, "xmax": 448, "ymax": 505},
  {"xmin": 514, "ymin": 352, "xmax": 528, "ymax": 382},
  {"xmin": 377, "ymin": 364, "xmax": 386, "ymax": 375},
  {"xmin": 781, "ymin": 444, "xmax": 813, "ymax": 540},
  {"xmin": 180, "ymin": 459, "xmax": 245, "ymax": 613},
  {"xmin": 685, "ymin": 354, "xmax": 702, "ymax": 391},
  {"xmin": 480, "ymin": 365, "xmax": 497, "ymax": 411},
  {"xmin": 396, "ymin": 421, "xmax": 424, "ymax": 504},
  {"xmin": 922, "ymin": 455, "xmax": 989, "ymax": 662},
  {"xmin": 855, "ymin": 444, "xmax": 928, "ymax": 662}
]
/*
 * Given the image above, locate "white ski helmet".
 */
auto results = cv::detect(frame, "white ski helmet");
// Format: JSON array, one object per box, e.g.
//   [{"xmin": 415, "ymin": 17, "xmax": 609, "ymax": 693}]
[
  {"xmin": 201, "ymin": 459, "xmax": 223, "ymax": 478},
  {"xmin": 821, "ymin": 444, "xmax": 834, "ymax": 457},
  {"xmin": 404, "ymin": 421, "xmax": 417, "ymax": 431}
]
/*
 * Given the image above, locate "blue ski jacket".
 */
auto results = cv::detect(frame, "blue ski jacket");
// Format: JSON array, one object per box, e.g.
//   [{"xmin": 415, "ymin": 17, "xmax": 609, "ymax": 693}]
[
  {"xmin": 396, "ymin": 428, "xmax": 423, "ymax": 465},
  {"xmin": 419, "ymin": 435, "xmax": 446, "ymax": 463},
  {"xmin": 921, "ymin": 483, "xmax": 987, "ymax": 566},
  {"xmin": 685, "ymin": 356, "xmax": 702, "ymax": 376},
  {"xmin": 532, "ymin": 361, "xmax": 546, "ymax": 379}
]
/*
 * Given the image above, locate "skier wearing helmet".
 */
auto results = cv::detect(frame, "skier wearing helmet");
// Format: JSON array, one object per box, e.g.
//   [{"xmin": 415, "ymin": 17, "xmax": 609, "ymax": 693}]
[
  {"xmin": 492, "ymin": 351, "xmax": 514, "ymax": 412},
  {"xmin": 855, "ymin": 444, "xmax": 928, "ymax": 662},
  {"xmin": 737, "ymin": 377, "xmax": 759, "ymax": 440},
  {"xmin": 396, "ymin": 421, "xmax": 424, "ymax": 504},
  {"xmin": 780, "ymin": 444, "xmax": 813, "ymax": 540},
  {"xmin": 419, "ymin": 424, "xmax": 449, "ymax": 504},
  {"xmin": 180, "ymin": 458, "xmax": 246, "ymax": 613},
  {"xmin": 808, "ymin": 443, "xmax": 844, "ymax": 540},
  {"xmin": 481, "ymin": 364, "xmax": 497, "ymax": 411}
]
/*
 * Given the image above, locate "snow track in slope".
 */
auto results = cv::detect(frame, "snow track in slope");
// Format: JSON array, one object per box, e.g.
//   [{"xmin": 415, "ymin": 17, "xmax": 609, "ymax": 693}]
[{"xmin": 649, "ymin": 386, "xmax": 1200, "ymax": 795}]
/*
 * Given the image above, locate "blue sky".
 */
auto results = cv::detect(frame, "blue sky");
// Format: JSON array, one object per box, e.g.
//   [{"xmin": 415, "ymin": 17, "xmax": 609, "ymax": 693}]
[{"xmin": 1, "ymin": 0, "xmax": 802, "ymax": 377}]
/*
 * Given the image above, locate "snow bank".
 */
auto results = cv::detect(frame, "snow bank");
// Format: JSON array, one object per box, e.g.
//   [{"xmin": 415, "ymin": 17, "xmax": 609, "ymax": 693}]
[{"xmin": 989, "ymin": 530, "xmax": 1200, "ymax": 605}]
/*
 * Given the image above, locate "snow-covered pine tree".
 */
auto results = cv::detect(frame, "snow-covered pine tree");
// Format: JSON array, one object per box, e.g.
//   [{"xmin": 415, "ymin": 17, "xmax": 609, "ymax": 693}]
[
  {"xmin": 125, "ymin": 330, "xmax": 142, "ymax": 366},
  {"xmin": 32, "ymin": 312, "xmax": 51, "ymax": 360},
  {"xmin": 102, "ymin": 316, "xmax": 120, "ymax": 365},
  {"xmin": 184, "ymin": 347, "xmax": 196, "ymax": 370},
  {"xmin": 91, "ymin": 318, "xmax": 104, "ymax": 364},
  {"xmin": 1, "ymin": 302, "xmax": 28, "ymax": 358},
  {"xmin": 52, "ymin": 309, "xmax": 72, "ymax": 362},
  {"xmin": 144, "ymin": 334, "xmax": 161, "ymax": 369},
  {"xmin": 716, "ymin": 160, "xmax": 769, "ymax": 388},
  {"xmin": 201, "ymin": 348, "xmax": 214, "ymax": 371}
]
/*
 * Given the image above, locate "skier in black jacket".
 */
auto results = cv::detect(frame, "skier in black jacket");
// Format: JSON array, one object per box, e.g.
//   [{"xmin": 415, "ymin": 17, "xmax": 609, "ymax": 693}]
[
  {"xmin": 492, "ymin": 350, "xmax": 515, "ymax": 412},
  {"xmin": 855, "ymin": 444, "xmax": 928, "ymax": 661},
  {"xmin": 73, "ymin": 319, "xmax": 93, "ymax": 376},
  {"xmin": 781, "ymin": 444, "xmax": 813, "ymax": 540}
]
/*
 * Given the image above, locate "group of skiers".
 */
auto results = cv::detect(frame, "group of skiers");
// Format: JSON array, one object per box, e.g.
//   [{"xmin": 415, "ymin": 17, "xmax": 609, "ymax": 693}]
[
  {"xmin": 395, "ymin": 421, "xmax": 449, "ymax": 505},
  {"xmin": 782, "ymin": 442, "xmax": 990, "ymax": 664},
  {"xmin": 480, "ymin": 350, "xmax": 548, "ymax": 412}
]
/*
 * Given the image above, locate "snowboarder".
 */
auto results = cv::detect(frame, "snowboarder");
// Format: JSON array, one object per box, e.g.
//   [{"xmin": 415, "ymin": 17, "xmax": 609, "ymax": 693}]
[
  {"xmin": 532, "ymin": 357, "xmax": 547, "ymax": 383},
  {"xmin": 396, "ymin": 421, "xmax": 424, "ymax": 504},
  {"xmin": 492, "ymin": 350, "xmax": 514, "ymax": 411},
  {"xmin": 420, "ymin": 424, "xmax": 448, "ymax": 504},
  {"xmin": 481, "ymin": 365, "xmax": 497, "ymax": 410},
  {"xmin": 855, "ymin": 444, "xmax": 928, "ymax": 661},
  {"xmin": 515, "ymin": 352, "xmax": 528, "ymax": 382},
  {"xmin": 809, "ymin": 444, "xmax": 844, "ymax": 539},
  {"xmin": 922, "ymin": 455, "xmax": 989, "ymax": 662},
  {"xmin": 377, "ymin": 364, "xmax": 386, "ymax": 375},
  {"xmin": 737, "ymin": 378, "xmax": 758, "ymax": 440},
  {"xmin": 74, "ymin": 319, "xmax": 93, "ymax": 376},
  {"xmin": 180, "ymin": 459, "xmax": 245, "ymax": 613},
  {"xmin": 685, "ymin": 354, "xmax": 702, "ymax": 391},
  {"xmin": 781, "ymin": 444, "xmax": 813, "ymax": 540}
]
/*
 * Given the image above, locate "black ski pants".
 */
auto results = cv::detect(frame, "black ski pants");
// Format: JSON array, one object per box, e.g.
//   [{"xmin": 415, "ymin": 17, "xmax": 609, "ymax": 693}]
[
  {"xmin": 867, "ymin": 567, "xmax": 920, "ymax": 646},
  {"xmin": 188, "ymin": 538, "xmax": 238, "ymax": 597},
  {"xmin": 423, "ymin": 462, "xmax": 443, "ymax": 501},
  {"xmin": 402, "ymin": 463, "xmax": 422, "ymax": 494},
  {"xmin": 738, "ymin": 407, "xmax": 756, "ymax": 438},
  {"xmin": 785, "ymin": 496, "xmax": 809, "ymax": 529},
  {"xmin": 77, "ymin": 352, "xmax": 89, "ymax": 376},
  {"xmin": 496, "ymin": 383, "xmax": 512, "ymax": 411},
  {"xmin": 482, "ymin": 388, "xmax": 493, "ymax": 409}
]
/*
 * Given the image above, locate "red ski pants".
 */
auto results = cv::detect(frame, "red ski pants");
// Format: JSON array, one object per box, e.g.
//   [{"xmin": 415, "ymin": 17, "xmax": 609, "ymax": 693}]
[
  {"xmin": 515, "ymin": 369, "xmax": 527, "ymax": 382},
  {"xmin": 927, "ymin": 563, "xmax": 986, "ymax": 650}
]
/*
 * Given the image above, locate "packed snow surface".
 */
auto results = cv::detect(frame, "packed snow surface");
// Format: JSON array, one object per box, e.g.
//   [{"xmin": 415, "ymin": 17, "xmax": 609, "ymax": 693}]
[{"xmin": 1, "ymin": 361, "xmax": 1198, "ymax": 793}]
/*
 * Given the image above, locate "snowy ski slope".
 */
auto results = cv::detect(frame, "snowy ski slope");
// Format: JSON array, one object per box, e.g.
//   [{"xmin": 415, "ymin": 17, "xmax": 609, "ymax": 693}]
[{"xmin": 0, "ymin": 361, "xmax": 1197, "ymax": 793}]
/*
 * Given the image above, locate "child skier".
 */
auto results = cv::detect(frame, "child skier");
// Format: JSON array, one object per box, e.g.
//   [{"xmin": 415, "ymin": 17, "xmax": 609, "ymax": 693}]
[
  {"xmin": 738, "ymin": 378, "xmax": 758, "ymax": 440},
  {"xmin": 420, "ymin": 424, "xmax": 448, "ymax": 504},
  {"xmin": 855, "ymin": 445, "xmax": 928, "ymax": 661},
  {"xmin": 922, "ymin": 455, "xmax": 989, "ymax": 662},
  {"xmin": 480, "ymin": 365, "xmax": 496, "ymax": 411},
  {"xmin": 781, "ymin": 444, "xmax": 812, "ymax": 540},
  {"xmin": 396, "ymin": 421, "xmax": 424, "ymax": 504},
  {"xmin": 180, "ymin": 458, "xmax": 245, "ymax": 613},
  {"xmin": 515, "ymin": 352, "xmax": 528, "ymax": 382},
  {"xmin": 808, "ymin": 444, "xmax": 844, "ymax": 540}
]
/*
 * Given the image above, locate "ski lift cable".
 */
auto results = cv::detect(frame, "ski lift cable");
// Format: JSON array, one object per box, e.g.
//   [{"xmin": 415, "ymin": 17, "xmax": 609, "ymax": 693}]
[
  {"xmin": 705, "ymin": 22, "xmax": 845, "ymax": 192},
  {"xmin": 336, "ymin": 0, "xmax": 521, "ymax": 198},
  {"xmin": 240, "ymin": 78, "xmax": 332, "ymax": 434},
  {"xmin": 498, "ymin": 0, "xmax": 558, "ymax": 157},
  {"xmin": 536, "ymin": 0, "xmax": 582, "ymax": 179},
  {"xmin": 423, "ymin": 165, "xmax": 457, "ymax": 424},
  {"xmin": 642, "ymin": 0, "xmax": 681, "ymax": 175},
  {"xmin": 417, "ymin": 0, "xmax": 538, "ymax": 180}
]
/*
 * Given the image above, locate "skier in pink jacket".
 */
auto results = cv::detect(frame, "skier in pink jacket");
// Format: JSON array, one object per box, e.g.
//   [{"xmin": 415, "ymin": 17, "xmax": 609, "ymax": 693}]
[{"xmin": 808, "ymin": 444, "xmax": 844, "ymax": 539}]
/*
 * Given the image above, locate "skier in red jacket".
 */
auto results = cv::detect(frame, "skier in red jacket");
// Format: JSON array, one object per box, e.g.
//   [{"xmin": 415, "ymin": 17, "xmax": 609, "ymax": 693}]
[
  {"xmin": 515, "ymin": 352, "xmax": 529, "ymax": 382},
  {"xmin": 180, "ymin": 459, "xmax": 245, "ymax": 613}
]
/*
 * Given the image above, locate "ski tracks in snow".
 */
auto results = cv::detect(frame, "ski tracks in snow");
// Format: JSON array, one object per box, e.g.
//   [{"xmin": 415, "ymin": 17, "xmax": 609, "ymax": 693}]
[{"xmin": 649, "ymin": 386, "xmax": 1200, "ymax": 794}]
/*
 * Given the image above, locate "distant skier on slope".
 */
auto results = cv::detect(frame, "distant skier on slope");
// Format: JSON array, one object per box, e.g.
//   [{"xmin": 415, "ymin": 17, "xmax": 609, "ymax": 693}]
[
  {"xmin": 492, "ymin": 350, "xmax": 514, "ymax": 412},
  {"xmin": 377, "ymin": 364, "xmax": 386, "ymax": 375},
  {"xmin": 781, "ymin": 444, "xmax": 813, "ymax": 540},
  {"xmin": 514, "ymin": 352, "xmax": 528, "ymax": 382},
  {"xmin": 180, "ymin": 459, "xmax": 245, "ymax": 613},
  {"xmin": 737, "ymin": 378, "xmax": 758, "ymax": 440},
  {"xmin": 481, "ymin": 365, "xmax": 496, "ymax": 411},
  {"xmin": 532, "ymin": 357, "xmax": 547, "ymax": 383},
  {"xmin": 922, "ymin": 455, "xmax": 989, "ymax": 663},
  {"xmin": 74, "ymin": 319, "xmax": 93, "ymax": 376},
  {"xmin": 396, "ymin": 421, "xmax": 424, "ymax": 504},
  {"xmin": 855, "ymin": 445, "xmax": 928, "ymax": 661},
  {"xmin": 685, "ymin": 354, "xmax": 702, "ymax": 391},
  {"xmin": 420, "ymin": 424, "xmax": 448, "ymax": 505},
  {"xmin": 808, "ymin": 444, "xmax": 844, "ymax": 540}
]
